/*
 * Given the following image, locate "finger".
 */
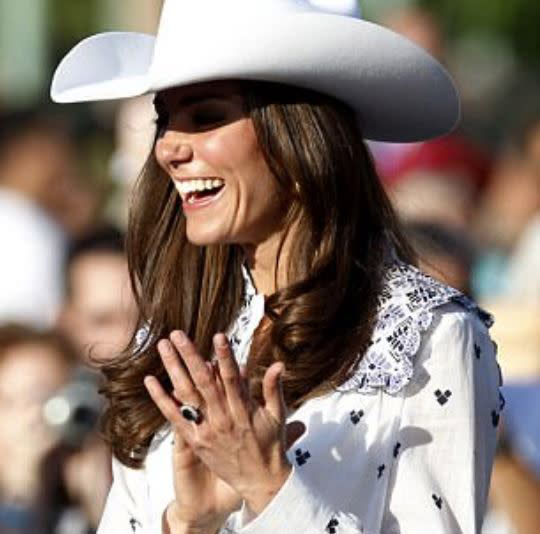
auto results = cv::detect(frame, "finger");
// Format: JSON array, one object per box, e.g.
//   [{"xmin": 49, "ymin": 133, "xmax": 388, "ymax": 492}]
[
  {"xmin": 285, "ymin": 421, "xmax": 306, "ymax": 450},
  {"xmin": 239, "ymin": 365, "xmax": 251, "ymax": 401},
  {"xmin": 214, "ymin": 333, "xmax": 249, "ymax": 420},
  {"xmin": 172, "ymin": 429, "xmax": 199, "ymax": 469},
  {"xmin": 170, "ymin": 331, "xmax": 226, "ymax": 423},
  {"xmin": 212, "ymin": 360, "xmax": 227, "ymax": 401},
  {"xmin": 157, "ymin": 339, "xmax": 202, "ymax": 406},
  {"xmin": 262, "ymin": 362, "xmax": 286, "ymax": 423},
  {"xmin": 144, "ymin": 376, "xmax": 194, "ymax": 437}
]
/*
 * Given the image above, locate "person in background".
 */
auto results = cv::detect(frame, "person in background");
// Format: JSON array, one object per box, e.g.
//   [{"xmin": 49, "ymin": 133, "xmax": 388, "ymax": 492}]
[
  {"xmin": 53, "ymin": 225, "xmax": 136, "ymax": 532},
  {"xmin": 386, "ymin": 136, "xmax": 492, "ymax": 231},
  {"xmin": 0, "ymin": 111, "xmax": 96, "ymax": 329},
  {"xmin": 473, "ymin": 113, "xmax": 540, "ymax": 299},
  {"xmin": 475, "ymin": 114, "xmax": 540, "ymax": 534},
  {"xmin": 0, "ymin": 324, "xmax": 77, "ymax": 534},
  {"xmin": 58, "ymin": 225, "xmax": 137, "ymax": 363}
]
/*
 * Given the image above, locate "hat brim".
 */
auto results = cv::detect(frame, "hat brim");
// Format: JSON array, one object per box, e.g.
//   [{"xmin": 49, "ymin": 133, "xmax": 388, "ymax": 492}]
[{"xmin": 51, "ymin": 13, "xmax": 459, "ymax": 142}]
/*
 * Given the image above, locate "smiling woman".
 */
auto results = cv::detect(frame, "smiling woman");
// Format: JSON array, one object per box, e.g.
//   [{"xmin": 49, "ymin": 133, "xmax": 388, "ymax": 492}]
[
  {"xmin": 152, "ymin": 82, "xmax": 287, "ymax": 250},
  {"xmin": 51, "ymin": 1, "xmax": 502, "ymax": 534}
]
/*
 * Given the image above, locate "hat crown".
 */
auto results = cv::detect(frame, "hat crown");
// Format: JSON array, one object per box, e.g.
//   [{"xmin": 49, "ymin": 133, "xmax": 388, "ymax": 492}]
[
  {"xmin": 151, "ymin": 0, "xmax": 317, "ymax": 86},
  {"xmin": 159, "ymin": 0, "xmax": 313, "ymax": 22},
  {"xmin": 158, "ymin": 0, "xmax": 361, "ymax": 19}
]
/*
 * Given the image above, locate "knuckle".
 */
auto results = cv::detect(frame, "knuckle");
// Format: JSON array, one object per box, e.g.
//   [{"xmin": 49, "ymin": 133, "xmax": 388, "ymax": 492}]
[
  {"xmin": 214, "ymin": 418, "xmax": 234, "ymax": 434},
  {"xmin": 192, "ymin": 430, "xmax": 212, "ymax": 449},
  {"xmin": 162, "ymin": 402, "xmax": 179, "ymax": 422},
  {"xmin": 236, "ymin": 418, "xmax": 252, "ymax": 433},
  {"xmin": 194, "ymin": 370, "xmax": 213, "ymax": 390},
  {"xmin": 175, "ymin": 382, "xmax": 197, "ymax": 399}
]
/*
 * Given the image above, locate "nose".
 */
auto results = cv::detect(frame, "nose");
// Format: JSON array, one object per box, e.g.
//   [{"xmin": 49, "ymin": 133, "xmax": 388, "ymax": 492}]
[{"xmin": 155, "ymin": 131, "xmax": 194, "ymax": 172}]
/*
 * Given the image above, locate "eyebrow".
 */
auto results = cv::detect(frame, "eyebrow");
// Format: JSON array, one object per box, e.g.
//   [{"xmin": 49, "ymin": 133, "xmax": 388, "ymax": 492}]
[{"xmin": 154, "ymin": 92, "xmax": 238, "ymax": 110}]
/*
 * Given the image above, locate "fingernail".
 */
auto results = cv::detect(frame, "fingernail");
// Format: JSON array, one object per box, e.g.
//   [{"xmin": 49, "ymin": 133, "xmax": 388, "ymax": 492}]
[
  {"xmin": 214, "ymin": 333, "xmax": 229, "ymax": 348},
  {"xmin": 157, "ymin": 339, "xmax": 171, "ymax": 352},
  {"xmin": 172, "ymin": 330, "xmax": 187, "ymax": 345},
  {"xmin": 144, "ymin": 376, "xmax": 155, "ymax": 391}
]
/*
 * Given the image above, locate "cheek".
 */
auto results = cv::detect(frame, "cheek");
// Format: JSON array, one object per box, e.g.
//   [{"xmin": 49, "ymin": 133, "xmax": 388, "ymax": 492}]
[{"xmin": 198, "ymin": 126, "xmax": 252, "ymax": 174}]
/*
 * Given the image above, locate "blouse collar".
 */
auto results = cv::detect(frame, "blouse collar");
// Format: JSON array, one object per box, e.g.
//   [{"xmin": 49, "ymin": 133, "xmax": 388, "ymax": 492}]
[{"xmin": 235, "ymin": 258, "xmax": 493, "ymax": 396}]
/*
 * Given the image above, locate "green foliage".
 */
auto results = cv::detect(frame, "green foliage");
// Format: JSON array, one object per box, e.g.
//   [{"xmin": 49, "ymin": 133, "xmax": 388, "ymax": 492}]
[
  {"xmin": 418, "ymin": 0, "xmax": 540, "ymax": 66},
  {"xmin": 47, "ymin": 0, "xmax": 99, "ymax": 63}
]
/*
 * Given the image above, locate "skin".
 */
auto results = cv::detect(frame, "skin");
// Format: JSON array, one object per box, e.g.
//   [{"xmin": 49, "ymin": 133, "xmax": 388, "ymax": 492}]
[
  {"xmin": 59, "ymin": 252, "xmax": 137, "ymax": 362},
  {"xmin": 0, "ymin": 131, "xmax": 97, "ymax": 237},
  {"xmin": 154, "ymin": 80, "xmax": 292, "ymax": 295},
  {"xmin": 150, "ymin": 81, "xmax": 305, "ymax": 533},
  {"xmin": 0, "ymin": 343, "xmax": 71, "ymax": 502}
]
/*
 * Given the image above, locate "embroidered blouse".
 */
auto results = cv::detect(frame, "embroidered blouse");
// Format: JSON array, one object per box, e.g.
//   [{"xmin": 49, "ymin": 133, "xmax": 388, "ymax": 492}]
[{"xmin": 97, "ymin": 260, "xmax": 503, "ymax": 534}]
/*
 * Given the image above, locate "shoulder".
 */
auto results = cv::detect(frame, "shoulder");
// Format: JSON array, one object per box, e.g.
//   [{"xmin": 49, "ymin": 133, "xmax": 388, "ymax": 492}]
[{"xmin": 338, "ymin": 260, "xmax": 494, "ymax": 395}]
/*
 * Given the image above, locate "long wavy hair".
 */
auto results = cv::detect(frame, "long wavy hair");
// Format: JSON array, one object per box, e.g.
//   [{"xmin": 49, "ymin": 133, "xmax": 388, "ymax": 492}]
[{"xmin": 100, "ymin": 82, "xmax": 415, "ymax": 468}]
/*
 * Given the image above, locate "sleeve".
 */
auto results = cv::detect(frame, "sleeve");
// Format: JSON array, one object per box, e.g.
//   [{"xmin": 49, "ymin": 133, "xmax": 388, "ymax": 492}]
[
  {"xmin": 227, "ymin": 468, "xmax": 365, "ymax": 534},
  {"xmin": 97, "ymin": 456, "xmax": 150, "ymax": 534},
  {"xmin": 380, "ymin": 305, "xmax": 502, "ymax": 534}
]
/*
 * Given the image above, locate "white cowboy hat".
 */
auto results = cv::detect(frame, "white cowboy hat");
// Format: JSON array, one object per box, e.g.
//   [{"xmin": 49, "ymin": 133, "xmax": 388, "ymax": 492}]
[{"xmin": 50, "ymin": 0, "xmax": 459, "ymax": 142}]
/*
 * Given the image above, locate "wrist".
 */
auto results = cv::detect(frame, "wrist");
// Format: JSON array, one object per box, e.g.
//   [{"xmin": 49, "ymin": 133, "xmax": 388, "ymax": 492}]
[
  {"xmin": 163, "ymin": 502, "xmax": 219, "ymax": 534},
  {"xmin": 243, "ymin": 463, "xmax": 292, "ymax": 516}
]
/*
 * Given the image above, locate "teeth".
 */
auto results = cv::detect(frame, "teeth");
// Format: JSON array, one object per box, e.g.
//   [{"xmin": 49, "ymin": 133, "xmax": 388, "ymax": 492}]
[{"xmin": 177, "ymin": 178, "xmax": 224, "ymax": 198}]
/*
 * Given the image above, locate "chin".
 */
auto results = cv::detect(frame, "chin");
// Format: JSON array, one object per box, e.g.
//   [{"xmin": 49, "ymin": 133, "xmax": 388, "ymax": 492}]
[{"xmin": 185, "ymin": 228, "xmax": 229, "ymax": 247}]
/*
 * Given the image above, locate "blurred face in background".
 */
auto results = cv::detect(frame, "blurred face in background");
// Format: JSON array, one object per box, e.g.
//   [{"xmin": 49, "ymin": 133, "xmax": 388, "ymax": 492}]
[
  {"xmin": 0, "ymin": 341, "xmax": 72, "ymax": 502},
  {"xmin": 60, "ymin": 251, "xmax": 137, "ymax": 362},
  {"xmin": 0, "ymin": 129, "xmax": 98, "ymax": 237}
]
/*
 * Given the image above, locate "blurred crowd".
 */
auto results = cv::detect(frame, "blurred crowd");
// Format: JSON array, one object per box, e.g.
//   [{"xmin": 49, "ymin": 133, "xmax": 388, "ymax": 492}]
[{"xmin": 0, "ymin": 4, "xmax": 538, "ymax": 534}]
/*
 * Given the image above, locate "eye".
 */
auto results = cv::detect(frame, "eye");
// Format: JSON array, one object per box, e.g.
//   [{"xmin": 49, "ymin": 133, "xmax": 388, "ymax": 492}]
[{"xmin": 191, "ymin": 106, "xmax": 227, "ymax": 128}]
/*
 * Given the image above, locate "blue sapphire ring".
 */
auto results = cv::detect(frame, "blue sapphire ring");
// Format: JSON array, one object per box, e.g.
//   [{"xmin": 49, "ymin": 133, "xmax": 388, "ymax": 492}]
[{"xmin": 180, "ymin": 404, "xmax": 203, "ymax": 424}]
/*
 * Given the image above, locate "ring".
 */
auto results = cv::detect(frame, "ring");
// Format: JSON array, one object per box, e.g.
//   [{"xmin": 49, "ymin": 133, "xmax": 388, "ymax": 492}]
[{"xmin": 180, "ymin": 404, "xmax": 203, "ymax": 424}]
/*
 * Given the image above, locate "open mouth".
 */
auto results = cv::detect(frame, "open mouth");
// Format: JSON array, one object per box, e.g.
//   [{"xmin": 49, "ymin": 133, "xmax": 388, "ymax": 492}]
[{"xmin": 176, "ymin": 178, "xmax": 226, "ymax": 206}]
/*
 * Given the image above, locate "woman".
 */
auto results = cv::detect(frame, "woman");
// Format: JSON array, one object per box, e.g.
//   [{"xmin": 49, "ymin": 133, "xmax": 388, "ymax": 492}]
[{"xmin": 51, "ymin": 1, "xmax": 503, "ymax": 533}]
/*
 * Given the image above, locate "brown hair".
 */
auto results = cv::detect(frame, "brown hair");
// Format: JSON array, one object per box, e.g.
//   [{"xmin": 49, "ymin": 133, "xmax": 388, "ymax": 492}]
[
  {"xmin": 0, "ymin": 323, "xmax": 78, "ymax": 366},
  {"xmin": 100, "ymin": 82, "xmax": 415, "ymax": 468}
]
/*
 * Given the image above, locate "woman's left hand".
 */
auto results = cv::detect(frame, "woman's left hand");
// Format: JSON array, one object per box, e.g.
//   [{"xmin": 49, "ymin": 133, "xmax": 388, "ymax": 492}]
[{"xmin": 146, "ymin": 330, "xmax": 296, "ymax": 519}]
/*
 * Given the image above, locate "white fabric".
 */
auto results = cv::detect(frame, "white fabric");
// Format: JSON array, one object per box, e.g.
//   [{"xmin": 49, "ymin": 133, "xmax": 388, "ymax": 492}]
[
  {"xmin": 307, "ymin": 0, "xmax": 361, "ymax": 17},
  {"xmin": 0, "ymin": 188, "xmax": 66, "ymax": 329},
  {"xmin": 50, "ymin": 0, "xmax": 459, "ymax": 143},
  {"xmin": 97, "ymin": 261, "xmax": 502, "ymax": 534}
]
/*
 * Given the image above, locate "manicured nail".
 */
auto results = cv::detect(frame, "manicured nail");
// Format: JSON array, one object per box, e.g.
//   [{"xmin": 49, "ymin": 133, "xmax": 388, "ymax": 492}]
[
  {"xmin": 172, "ymin": 330, "xmax": 188, "ymax": 345},
  {"xmin": 144, "ymin": 376, "xmax": 155, "ymax": 391},
  {"xmin": 214, "ymin": 333, "xmax": 229, "ymax": 348}
]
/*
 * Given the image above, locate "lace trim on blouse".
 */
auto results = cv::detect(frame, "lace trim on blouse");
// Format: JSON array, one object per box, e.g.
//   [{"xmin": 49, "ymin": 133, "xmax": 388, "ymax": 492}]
[{"xmin": 336, "ymin": 260, "xmax": 493, "ymax": 395}]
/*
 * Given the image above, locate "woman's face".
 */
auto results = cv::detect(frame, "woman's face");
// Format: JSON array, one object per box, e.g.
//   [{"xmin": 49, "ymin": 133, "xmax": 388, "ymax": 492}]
[{"xmin": 154, "ymin": 81, "xmax": 287, "ymax": 247}]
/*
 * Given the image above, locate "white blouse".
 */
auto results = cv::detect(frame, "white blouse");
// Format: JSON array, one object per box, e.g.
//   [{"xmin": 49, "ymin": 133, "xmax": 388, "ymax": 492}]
[{"xmin": 97, "ymin": 260, "xmax": 503, "ymax": 534}]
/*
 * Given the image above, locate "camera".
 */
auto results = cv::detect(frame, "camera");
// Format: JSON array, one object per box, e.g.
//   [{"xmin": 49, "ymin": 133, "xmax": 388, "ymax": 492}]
[{"xmin": 43, "ymin": 367, "xmax": 104, "ymax": 448}]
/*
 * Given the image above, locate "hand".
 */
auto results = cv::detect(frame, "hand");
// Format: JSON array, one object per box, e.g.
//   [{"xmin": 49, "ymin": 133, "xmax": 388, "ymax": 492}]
[{"xmin": 145, "ymin": 331, "xmax": 305, "ymax": 531}]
